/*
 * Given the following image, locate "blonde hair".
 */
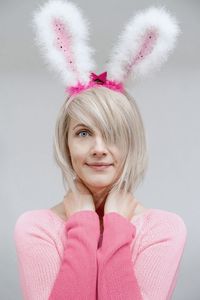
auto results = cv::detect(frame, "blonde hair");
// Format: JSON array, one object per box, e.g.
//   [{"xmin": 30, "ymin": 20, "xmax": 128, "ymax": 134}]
[{"xmin": 53, "ymin": 86, "xmax": 149, "ymax": 196}]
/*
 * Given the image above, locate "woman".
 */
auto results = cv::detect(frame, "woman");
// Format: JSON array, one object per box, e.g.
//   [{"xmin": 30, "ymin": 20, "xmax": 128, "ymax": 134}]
[
  {"xmin": 14, "ymin": 2, "xmax": 187, "ymax": 299},
  {"xmin": 14, "ymin": 86, "xmax": 187, "ymax": 300}
]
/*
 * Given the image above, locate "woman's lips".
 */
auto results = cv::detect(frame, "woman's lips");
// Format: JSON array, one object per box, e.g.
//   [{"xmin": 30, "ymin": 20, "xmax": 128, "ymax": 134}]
[{"xmin": 86, "ymin": 164, "xmax": 112, "ymax": 170}]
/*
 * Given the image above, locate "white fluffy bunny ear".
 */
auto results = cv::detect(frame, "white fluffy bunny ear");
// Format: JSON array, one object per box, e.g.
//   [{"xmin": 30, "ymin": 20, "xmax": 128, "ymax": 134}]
[
  {"xmin": 31, "ymin": 0, "xmax": 96, "ymax": 89},
  {"xmin": 106, "ymin": 7, "xmax": 180, "ymax": 84}
]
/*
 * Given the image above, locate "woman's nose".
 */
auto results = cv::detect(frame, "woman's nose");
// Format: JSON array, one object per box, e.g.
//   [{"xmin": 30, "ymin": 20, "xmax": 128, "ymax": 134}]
[{"xmin": 91, "ymin": 136, "xmax": 108, "ymax": 154}]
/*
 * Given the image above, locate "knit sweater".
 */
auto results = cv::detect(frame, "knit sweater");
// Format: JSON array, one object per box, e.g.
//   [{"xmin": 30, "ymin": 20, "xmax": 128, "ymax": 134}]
[{"xmin": 14, "ymin": 208, "xmax": 187, "ymax": 300}]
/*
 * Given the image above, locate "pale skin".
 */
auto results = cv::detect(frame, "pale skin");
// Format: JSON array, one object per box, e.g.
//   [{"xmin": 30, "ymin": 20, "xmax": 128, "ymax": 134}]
[{"xmin": 51, "ymin": 118, "xmax": 147, "ymax": 233}]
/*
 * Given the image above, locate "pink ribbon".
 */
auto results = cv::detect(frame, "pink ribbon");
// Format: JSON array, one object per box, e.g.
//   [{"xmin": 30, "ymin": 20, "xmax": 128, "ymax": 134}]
[{"xmin": 90, "ymin": 71, "xmax": 107, "ymax": 84}]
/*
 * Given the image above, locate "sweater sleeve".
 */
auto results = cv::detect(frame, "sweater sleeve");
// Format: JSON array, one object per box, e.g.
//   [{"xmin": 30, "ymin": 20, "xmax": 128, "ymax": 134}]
[
  {"xmin": 97, "ymin": 212, "xmax": 143, "ymax": 300},
  {"xmin": 97, "ymin": 211, "xmax": 187, "ymax": 300},
  {"xmin": 14, "ymin": 210, "xmax": 100, "ymax": 300}
]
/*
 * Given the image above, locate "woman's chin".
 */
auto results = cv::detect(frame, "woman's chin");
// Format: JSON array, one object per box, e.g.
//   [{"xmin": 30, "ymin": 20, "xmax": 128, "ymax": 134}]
[{"xmin": 83, "ymin": 178, "xmax": 113, "ymax": 189}]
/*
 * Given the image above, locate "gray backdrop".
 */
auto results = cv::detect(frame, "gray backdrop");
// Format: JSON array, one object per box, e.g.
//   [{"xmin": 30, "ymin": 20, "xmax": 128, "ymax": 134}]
[{"xmin": 1, "ymin": 0, "xmax": 199, "ymax": 299}]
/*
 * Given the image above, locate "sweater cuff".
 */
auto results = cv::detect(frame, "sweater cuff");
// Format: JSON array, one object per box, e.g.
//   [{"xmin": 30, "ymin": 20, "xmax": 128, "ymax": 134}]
[
  {"xmin": 103, "ymin": 212, "xmax": 136, "ymax": 238},
  {"xmin": 65, "ymin": 210, "xmax": 100, "ymax": 235}
]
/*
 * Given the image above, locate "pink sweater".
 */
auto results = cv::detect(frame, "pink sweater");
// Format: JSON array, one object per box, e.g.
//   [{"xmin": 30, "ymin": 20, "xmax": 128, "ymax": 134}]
[{"xmin": 14, "ymin": 208, "xmax": 187, "ymax": 300}]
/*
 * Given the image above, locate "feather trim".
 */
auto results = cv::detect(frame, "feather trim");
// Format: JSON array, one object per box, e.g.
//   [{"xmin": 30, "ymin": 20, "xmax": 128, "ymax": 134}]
[
  {"xmin": 106, "ymin": 6, "xmax": 180, "ymax": 83},
  {"xmin": 31, "ymin": 0, "xmax": 96, "ymax": 87}
]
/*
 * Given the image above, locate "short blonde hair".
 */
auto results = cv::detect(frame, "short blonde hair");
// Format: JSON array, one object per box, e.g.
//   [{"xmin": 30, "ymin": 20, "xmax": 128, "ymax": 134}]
[{"xmin": 53, "ymin": 86, "xmax": 149, "ymax": 195}]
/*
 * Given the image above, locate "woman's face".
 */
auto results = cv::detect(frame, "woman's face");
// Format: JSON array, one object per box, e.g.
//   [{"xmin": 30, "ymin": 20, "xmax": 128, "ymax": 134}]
[{"xmin": 67, "ymin": 117, "xmax": 123, "ymax": 192}]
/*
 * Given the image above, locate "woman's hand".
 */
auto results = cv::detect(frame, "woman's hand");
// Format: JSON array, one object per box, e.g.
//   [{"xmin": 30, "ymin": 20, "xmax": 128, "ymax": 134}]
[
  {"xmin": 63, "ymin": 177, "xmax": 95, "ymax": 219},
  {"xmin": 104, "ymin": 189, "xmax": 138, "ymax": 221}
]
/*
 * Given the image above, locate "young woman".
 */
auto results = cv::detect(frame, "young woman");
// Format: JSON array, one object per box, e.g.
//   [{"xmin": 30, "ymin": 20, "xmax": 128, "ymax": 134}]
[{"xmin": 14, "ymin": 2, "xmax": 187, "ymax": 299}]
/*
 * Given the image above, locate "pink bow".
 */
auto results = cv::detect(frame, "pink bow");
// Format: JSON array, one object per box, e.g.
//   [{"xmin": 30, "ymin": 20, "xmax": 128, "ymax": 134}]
[{"xmin": 90, "ymin": 71, "xmax": 107, "ymax": 84}]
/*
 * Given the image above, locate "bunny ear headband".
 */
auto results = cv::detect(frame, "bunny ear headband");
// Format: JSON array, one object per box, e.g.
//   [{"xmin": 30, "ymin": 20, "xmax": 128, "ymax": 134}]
[{"xmin": 32, "ymin": 0, "xmax": 180, "ymax": 99}]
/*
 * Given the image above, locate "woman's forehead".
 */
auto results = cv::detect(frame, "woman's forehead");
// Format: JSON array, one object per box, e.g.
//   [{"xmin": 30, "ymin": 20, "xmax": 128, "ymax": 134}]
[{"xmin": 70, "ymin": 118, "xmax": 96, "ymax": 130}]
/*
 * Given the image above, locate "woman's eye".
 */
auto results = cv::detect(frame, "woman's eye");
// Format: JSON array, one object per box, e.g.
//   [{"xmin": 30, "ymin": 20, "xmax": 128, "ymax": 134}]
[{"xmin": 76, "ymin": 130, "xmax": 90, "ymax": 137}]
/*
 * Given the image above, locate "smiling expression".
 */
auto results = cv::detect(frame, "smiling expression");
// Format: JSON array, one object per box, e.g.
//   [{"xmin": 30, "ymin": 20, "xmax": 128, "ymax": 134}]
[{"xmin": 67, "ymin": 118, "xmax": 124, "ymax": 190}]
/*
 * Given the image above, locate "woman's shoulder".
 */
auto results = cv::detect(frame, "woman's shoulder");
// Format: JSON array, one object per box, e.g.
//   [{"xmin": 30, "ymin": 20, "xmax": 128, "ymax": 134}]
[
  {"xmin": 147, "ymin": 207, "xmax": 187, "ymax": 226},
  {"xmin": 14, "ymin": 208, "xmax": 60, "ymax": 240},
  {"xmin": 13, "ymin": 209, "xmax": 65, "ymax": 259},
  {"xmin": 136, "ymin": 206, "xmax": 188, "ymax": 241},
  {"xmin": 15, "ymin": 209, "xmax": 52, "ymax": 225}
]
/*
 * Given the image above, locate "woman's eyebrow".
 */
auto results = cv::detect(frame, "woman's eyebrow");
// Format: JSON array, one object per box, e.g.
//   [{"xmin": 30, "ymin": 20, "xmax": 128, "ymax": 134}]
[{"xmin": 73, "ymin": 123, "xmax": 91, "ymax": 130}]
